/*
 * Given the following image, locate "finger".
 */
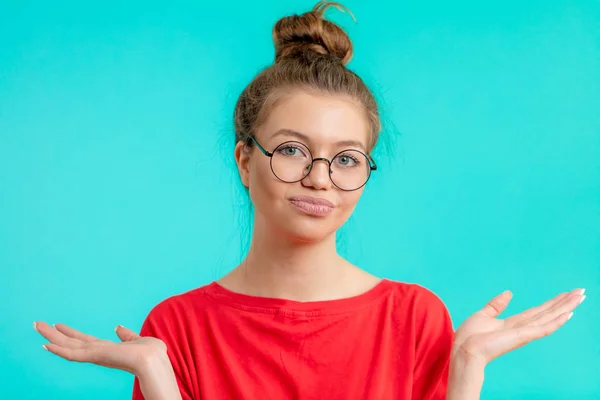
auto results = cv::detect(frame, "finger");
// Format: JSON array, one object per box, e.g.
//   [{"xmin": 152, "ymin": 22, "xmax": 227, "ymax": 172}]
[
  {"xmin": 506, "ymin": 312, "xmax": 571, "ymax": 354},
  {"xmin": 43, "ymin": 342, "xmax": 109, "ymax": 365},
  {"xmin": 505, "ymin": 292, "xmax": 569, "ymax": 327},
  {"xmin": 479, "ymin": 310, "xmax": 574, "ymax": 362},
  {"xmin": 53, "ymin": 324, "xmax": 97, "ymax": 342},
  {"xmin": 526, "ymin": 292, "xmax": 584, "ymax": 327},
  {"xmin": 115, "ymin": 325, "xmax": 140, "ymax": 342},
  {"xmin": 34, "ymin": 321, "xmax": 85, "ymax": 349},
  {"xmin": 481, "ymin": 290, "xmax": 513, "ymax": 318},
  {"xmin": 43, "ymin": 343, "xmax": 91, "ymax": 363}
]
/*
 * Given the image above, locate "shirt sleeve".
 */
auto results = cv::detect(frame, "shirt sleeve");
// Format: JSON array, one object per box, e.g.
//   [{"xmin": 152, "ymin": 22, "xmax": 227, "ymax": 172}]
[
  {"xmin": 132, "ymin": 302, "xmax": 195, "ymax": 400},
  {"xmin": 411, "ymin": 286, "xmax": 455, "ymax": 400}
]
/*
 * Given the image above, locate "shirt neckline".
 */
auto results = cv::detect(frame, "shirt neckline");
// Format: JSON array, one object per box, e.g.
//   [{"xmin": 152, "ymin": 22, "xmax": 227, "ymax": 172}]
[{"xmin": 202, "ymin": 278, "xmax": 395, "ymax": 316}]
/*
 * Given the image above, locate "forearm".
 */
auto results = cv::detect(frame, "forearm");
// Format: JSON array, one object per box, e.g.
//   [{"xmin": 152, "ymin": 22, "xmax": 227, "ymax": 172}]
[
  {"xmin": 446, "ymin": 353, "xmax": 485, "ymax": 400},
  {"xmin": 137, "ymin": 352, "xmax": 183, "ymax": 400}
]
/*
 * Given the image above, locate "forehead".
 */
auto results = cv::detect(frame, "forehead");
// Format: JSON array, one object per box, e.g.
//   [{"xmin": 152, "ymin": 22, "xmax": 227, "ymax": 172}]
[{"xmin": 259, "ymin": 91, "xmax": 370, "ymax": 149}]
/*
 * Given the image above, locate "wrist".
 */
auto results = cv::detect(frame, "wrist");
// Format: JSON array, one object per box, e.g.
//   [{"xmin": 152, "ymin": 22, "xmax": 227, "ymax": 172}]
[
  {"xmin": 450, "ymin": 344, "xmax": 486, "ymax": 368},
  {"xmin": 136, "ymin": 348, "xmax": 171, "ymax": 379},
  {"xmin": 136, "ymin": 350, "xmax": 183, "ymax": 400},
  {"xmin": 447, "ymin": 350, "xmax": 486, "ymax": 400}
]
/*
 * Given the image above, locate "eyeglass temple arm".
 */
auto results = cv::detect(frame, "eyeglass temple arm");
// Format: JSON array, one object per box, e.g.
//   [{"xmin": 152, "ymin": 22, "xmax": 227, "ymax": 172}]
[
  {"xmin": 250, "ymin": 137, "xmax": 273, "ymax": 157},
  {"xmin": 369, "ymin": 156, "xmax": 378, "ymax": 171}
]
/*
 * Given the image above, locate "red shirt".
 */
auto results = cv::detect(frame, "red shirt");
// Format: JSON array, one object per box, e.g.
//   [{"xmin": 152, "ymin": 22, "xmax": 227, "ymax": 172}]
[{"xmin": 132, "ymin": 279, "xmax": 454, "ymax": 400}]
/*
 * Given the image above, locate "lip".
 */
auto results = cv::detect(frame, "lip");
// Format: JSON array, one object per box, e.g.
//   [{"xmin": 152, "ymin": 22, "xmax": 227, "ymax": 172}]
[{"xmin": 288, "ymin": 196, "xmax": 335, "ymax": 217}]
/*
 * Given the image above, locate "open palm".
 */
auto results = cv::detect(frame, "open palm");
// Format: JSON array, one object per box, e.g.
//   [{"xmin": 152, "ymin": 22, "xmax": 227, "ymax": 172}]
[
  {"xmin": 452, "ymin": 288, "xmax": 585, "ymax": 365},
  {"xmin": 34, "ymin": 321, "xmax": 167, "ymax": 376}
]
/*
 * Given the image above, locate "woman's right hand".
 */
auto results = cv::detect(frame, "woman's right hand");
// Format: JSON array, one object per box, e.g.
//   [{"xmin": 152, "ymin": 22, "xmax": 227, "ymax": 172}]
[
  {"xmin": 33, "ymin": 321, "xmax": 167, "ymax": 377},
  {"xmin": 35, "ymin": 321, "xmax": 183, "ymax": 399}
]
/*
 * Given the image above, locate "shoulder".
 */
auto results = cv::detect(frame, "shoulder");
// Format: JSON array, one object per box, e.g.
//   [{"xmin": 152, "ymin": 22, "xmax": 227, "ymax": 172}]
[
  {"xmin": 385, "ymin": 279, "xmax": 454, "ymax": 329},
  {"xmin": 140, "ymin": 283, "xmax": 215, "ymax": 333},
  {"xmin": 385, "ymin": 279, "xmax": 449, "ymax": 307}
]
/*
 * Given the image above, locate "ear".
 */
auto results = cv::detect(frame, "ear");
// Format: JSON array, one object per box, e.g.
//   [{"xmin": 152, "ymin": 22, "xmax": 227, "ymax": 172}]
[{"xmin": 234, "ymin": 140, "xmax": 251, "ymax": 188}]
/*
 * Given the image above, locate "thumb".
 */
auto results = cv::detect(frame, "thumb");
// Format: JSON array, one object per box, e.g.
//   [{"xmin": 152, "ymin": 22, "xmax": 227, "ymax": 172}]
[
  {"xmin": 481, "ymin": 290, "xmax": 513, "ymax": 318},
  {"xmin": 115, "ymin": 325, "xmax": 141, "ymax": 342}
]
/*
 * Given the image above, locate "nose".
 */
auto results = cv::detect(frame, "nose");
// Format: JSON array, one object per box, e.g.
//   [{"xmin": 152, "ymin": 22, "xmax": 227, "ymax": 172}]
[{"xmin": 302, "ymin": 158, "xmax": 331, "ymax": 190}]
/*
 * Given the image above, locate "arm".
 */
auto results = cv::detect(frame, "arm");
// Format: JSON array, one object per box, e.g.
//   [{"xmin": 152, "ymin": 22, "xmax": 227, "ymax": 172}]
[
  {"xmin": 446, "ymin": 351, "xmax": 485, "ymax": 400},
  {"xmin": 446, "ymin": 287, "xmax": 585, "ymax": 400},
  {"xmin": 33, "ymin": 322, "xmax": 183, "ymax": 400},
  {"xmin": 132, "ymin": 302, "xmax": 195, "ymax": 400},
  {"xmin": 410, "ymin": 286, "xmax": 455, "ymax": 400},
  {"xmin": 137, "ymin": 350, "xmax": 183, "ymax": 400}
]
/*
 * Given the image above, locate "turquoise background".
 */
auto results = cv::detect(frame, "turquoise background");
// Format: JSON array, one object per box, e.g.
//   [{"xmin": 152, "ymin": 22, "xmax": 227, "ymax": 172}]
[{"xmin": 1, "ymin": 0, "xmax": 599, "ymax": 399}]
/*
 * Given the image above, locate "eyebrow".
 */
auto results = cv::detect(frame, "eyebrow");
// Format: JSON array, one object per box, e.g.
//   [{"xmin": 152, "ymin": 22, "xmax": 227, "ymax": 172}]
[{"xmin": 270, "ymin": 129, "xmax": 367, "ymax": 151}]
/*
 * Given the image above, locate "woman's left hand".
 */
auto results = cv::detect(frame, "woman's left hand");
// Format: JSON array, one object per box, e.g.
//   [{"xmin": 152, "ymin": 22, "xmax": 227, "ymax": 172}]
[{"xmin": 452, "ymin": 288, "xmax": 586, "ymax": 366}]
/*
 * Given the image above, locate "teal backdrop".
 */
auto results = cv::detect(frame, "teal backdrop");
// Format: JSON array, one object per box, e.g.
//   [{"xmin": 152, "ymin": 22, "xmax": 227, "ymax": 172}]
[{"xmin": 1, "ymin": 0, "xmax": 598, "ymax": 399}]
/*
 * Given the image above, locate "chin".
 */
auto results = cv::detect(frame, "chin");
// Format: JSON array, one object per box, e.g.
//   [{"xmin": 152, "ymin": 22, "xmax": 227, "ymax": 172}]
[{"xmin": 278, "ymin": 216, "xmax": 339, "ymax": 244}]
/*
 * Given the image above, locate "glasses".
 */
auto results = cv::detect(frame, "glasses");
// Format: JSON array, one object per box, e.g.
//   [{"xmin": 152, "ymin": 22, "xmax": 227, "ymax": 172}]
[{"xmin": 250, "ymin": 137, "xmax": 377, "ymax": 191}]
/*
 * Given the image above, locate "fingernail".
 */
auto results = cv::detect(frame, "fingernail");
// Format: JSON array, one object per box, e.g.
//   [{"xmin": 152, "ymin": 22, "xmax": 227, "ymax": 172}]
[
  {"xmin": 33, "ymin": 322, "xmax": 38, "ymax": 332},
  {"xmin": 575, "ymin": 288, "xmax": 586, "ymax": 295},
  {"xmin": 115, "ymin": 325, "xmax": 123, "ymax": 332},
  {"xmin": 42, "ymin": 345, "xmax": 48, "ymax": 351},
  {"xmin": 579, "ymin": 295, "xmax": 586, "ymax": 304}
]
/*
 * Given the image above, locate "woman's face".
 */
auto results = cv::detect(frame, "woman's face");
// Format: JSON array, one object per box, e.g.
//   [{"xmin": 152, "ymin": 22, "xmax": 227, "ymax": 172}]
[{"xmin": 235, "ymin": 90, "xmax": 371, "ymax": 243}]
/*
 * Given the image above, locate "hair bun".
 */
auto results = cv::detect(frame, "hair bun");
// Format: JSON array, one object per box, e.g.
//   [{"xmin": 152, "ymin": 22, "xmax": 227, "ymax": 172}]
[{"xmin": 272, "ymin": 1, "xmax": 355, "ymax": 65}]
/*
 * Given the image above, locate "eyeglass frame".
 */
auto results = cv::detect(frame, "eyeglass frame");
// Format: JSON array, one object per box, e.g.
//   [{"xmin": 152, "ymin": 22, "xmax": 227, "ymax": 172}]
[{"xmin": 247, "ymin": 136, "xmax": 378, "ymax": 191}]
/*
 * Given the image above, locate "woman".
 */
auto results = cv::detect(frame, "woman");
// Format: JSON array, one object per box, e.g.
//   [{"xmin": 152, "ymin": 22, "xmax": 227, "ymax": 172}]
[{"xmin": 34, "ymin": 2, "xmax": 585, "ymax": 399}]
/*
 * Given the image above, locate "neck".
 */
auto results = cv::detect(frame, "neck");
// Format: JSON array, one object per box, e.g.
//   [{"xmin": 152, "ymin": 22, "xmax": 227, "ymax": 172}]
[{"xmin": 222, "ymin": 214, "xmax": 362, "ymax": 302}]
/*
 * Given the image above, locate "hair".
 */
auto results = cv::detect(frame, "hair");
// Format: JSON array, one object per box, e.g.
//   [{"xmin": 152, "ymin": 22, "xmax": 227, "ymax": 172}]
[{"xmin": 233, "ymin": 1, "xmax": 381, "ymax": 153}]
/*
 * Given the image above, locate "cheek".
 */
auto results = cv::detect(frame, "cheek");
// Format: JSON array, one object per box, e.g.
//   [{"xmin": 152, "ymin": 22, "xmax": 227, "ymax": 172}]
[
  {"xmin": 246, "ymin": 154, "xmax": 364, "ymax": 237},
  {"xmin": 248, "ymin": 158, "xmax": 284, "ymax": 205},
  {"xmin": 338, "ymin": 190, "xmax": 363, "ymax": 212}
]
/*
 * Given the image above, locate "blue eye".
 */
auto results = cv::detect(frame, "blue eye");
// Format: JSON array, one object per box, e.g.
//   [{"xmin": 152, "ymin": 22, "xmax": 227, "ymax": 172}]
[
  {"xmin": 336, "ymin": 154, "xmax": 360, "ymax": 167},
  {"xmin": 277, "ymin": 145, "xmax": 307, "ymax": 157}
]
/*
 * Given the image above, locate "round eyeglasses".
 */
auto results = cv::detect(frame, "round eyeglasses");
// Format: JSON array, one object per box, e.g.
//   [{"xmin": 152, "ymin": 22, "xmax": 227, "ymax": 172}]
[{"xmin": 249, "ymin": 137, "xmax": 377, "ymax": 191}]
